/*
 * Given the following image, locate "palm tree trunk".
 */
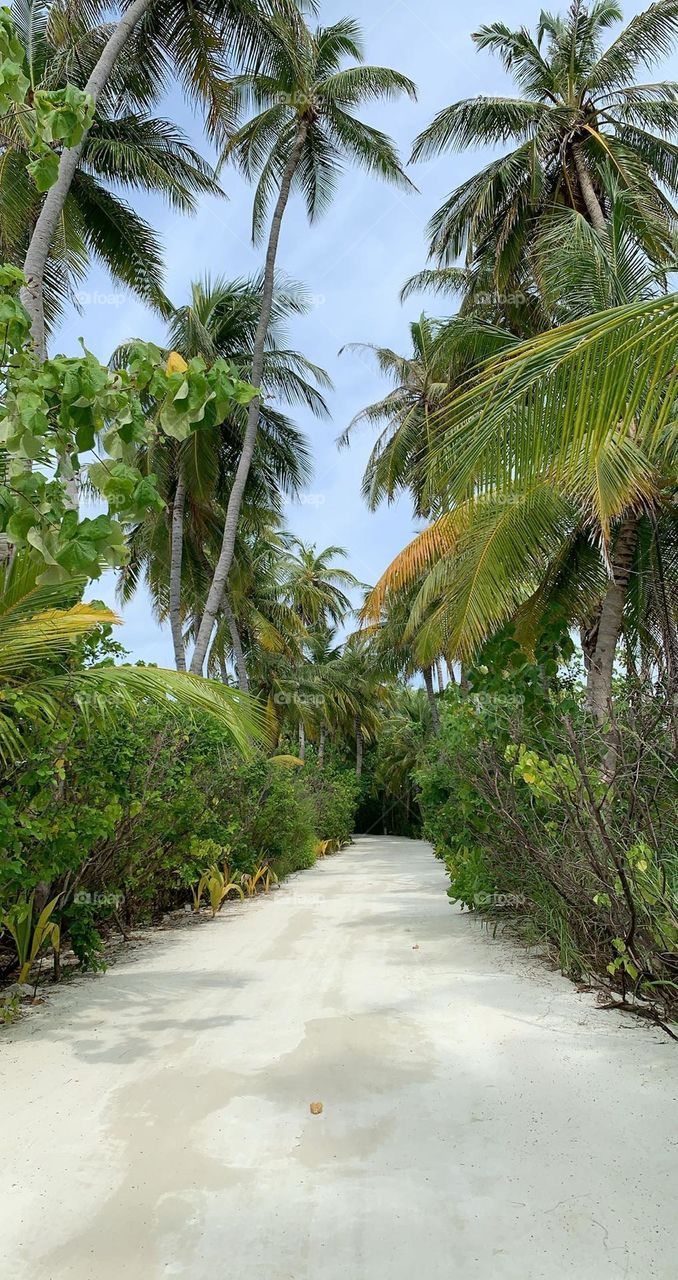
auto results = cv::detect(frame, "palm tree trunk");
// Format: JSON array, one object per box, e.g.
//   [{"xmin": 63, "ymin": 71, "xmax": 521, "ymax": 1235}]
[
  {"xmin": 189, "ymin": 121, "xmax": 309, "ymax": 674},
  {"xmin": 299, "ymin": 720, "xmax": 305, "ymax": 762},
  {"xmin": 423, "ymin": 666, "xmax": 440, "ymax": 732},
  {"xmin": 21, "ymin": 0, "xmax": 155, "ymax": 358},
  {"xmin": 573, "ymin": 145, "xmax": 606, "ymax": 232},
  {"xmin": 222, "ymin": 592, "xmax": 249, "ymax": 693},
  {"xmin": 435, "ymin": 658, "xmax": 445, "ymax": 692},
  {"xmin": 355, "ymin": 715, "xmax": 363, "ymax": 779},
  {"xmin": 169, "ymin": 469, "xmax": 186, "ymax": 672},
  {"xmin": 587, "ymin": 516, "xmax": 638, "ymax": 723},
  {"xmin": 460, "ymin": 665, "xmax": 470, "ymax": 693},
  {"xmin": 318, "ymin": 723, "xmax": 326, "ymax": 769}
]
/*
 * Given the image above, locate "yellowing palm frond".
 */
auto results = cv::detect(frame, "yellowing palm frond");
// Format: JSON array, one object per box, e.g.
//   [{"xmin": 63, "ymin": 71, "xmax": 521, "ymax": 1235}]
[
  {"xmin": 361, "ymin": 511, "xmax": 465, "ymax": 622},
  {"xmin": 0, "ymin": 553, "xmax": 269, "ymax": 763}
]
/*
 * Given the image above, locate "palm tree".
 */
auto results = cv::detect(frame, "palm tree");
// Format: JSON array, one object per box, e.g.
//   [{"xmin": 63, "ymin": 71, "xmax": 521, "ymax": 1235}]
[
  {"xmin": 159, "ymin": 273, "xmax": 330, "ymax": 676},
  {"xmin": 3, "ymin": 0, "xmax": 222, "ymax": 326},
  {"xmin": 358, "ymin": 578, "xmax": 443, "ymax": 731},
  {"xmin": 365, "ymin": 249, "xmax": 678, "ymax": 722},
  {"xmin": 205, "ymin": 517, "xmax": 307, "ymax": 690},
  {"xmin": 20, "ymin": 0, "xmax": 289, "ymax": 355},
  {"xmin": 338, "ymin": 316, "xmax": 516, "ymax": 516},
  {"xmin": 119, "ymin": 276, "xmax": 330, "ymax": 676},
  {"xmin": 372, "ymin": 686, "xmax": 433, "ymax": 832},
  {"xmin": 283, "ymin": 539, "xmax": 362, "ymax": 631},
  {"xmin": 281, "ymin": 537, "xmax": 363, "ymax": 758},
  {"xmin": 410, "ymin": 0, "xmax": 678, "ymax": 287},
  {"xmin": 188, "ymin": 13, "xmax": 416, "ymax": 675}
]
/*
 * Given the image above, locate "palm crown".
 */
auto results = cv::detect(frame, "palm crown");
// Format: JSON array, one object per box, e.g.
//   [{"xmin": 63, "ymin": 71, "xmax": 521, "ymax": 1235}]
[
  {"xmin": 225, "ymin": 14, "xmax": 417, "ymax": 242},
  {"xmin": 411, "ymin": 0, "xmax": 678, "ymax": 285},
  {"xmin": 4, "ymin": 0, "xmax": 223, "ymax": 323}
]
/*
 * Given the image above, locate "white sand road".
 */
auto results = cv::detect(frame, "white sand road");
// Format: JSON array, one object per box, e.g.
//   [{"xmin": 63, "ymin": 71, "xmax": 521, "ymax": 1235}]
[{"xmin": 1, "ymin": 836, "xmax": 676, "ymax": 1279}]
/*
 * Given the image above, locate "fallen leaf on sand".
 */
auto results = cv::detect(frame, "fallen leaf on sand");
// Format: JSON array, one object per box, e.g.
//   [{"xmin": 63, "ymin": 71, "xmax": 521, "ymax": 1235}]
[{"xmin": 309, "ymin": 1102, "xmax": 323, "ymax": 1115}]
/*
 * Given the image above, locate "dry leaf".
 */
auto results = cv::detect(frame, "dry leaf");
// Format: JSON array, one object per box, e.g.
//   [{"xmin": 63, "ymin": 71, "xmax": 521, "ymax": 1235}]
[{"xmin": 309, "ymin": 1101, "xmax": 323, "ymax": 1115}]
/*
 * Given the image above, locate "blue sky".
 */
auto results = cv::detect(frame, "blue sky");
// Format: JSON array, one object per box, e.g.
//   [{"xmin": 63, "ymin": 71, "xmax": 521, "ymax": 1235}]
[{"xmin": 55, "ymin": 0, "xmax": 657, "ymax": 664}]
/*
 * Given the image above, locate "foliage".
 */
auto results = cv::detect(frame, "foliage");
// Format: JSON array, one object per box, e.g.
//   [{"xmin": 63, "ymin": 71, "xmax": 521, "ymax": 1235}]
[
  {"xmin": 0, "ymin": 7, "xmax": 94, "ymax": 195},
  {"xmin": 0, "ymin": 267, "xmax": 257, "ymax": 584},
  {"xmin": 0, "ymin": 696, "xmax": 362, "ymax": 979},
  {"xmin": 1, "ymin": 889, "xmax": 61, "ymax": 982},
  {"xmin": 301, "ymin": 755, "xmax": 359, "ymax": 845},
  {"xmin": 416, "ymin": 629, "xmax": 678, "ymax": 1025},
  {"xmin": 0, "ymin": 551, "xmax": 268, "ymax": 763}
]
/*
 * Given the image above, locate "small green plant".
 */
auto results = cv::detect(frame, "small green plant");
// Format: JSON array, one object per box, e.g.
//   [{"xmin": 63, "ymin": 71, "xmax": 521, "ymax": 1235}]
[
  {"xmin": 1, "ymin": 892, "xmax": 61, "ymax": 983},
  {"xmin": 0, "ymin": 992, "xmax": 21, "ymax": 1025}
]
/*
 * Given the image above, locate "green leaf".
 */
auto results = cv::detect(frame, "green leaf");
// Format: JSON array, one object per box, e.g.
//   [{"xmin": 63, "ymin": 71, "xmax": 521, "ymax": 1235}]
[{"xmin": 27, "ymin": 150, "xmax": 59, "ymax": 192}]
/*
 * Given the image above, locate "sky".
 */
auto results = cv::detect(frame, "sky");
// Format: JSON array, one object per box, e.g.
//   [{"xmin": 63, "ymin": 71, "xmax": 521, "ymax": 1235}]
[{"xmin": 54, "ymin": 0, "xmax": 658, "ymax": 665}]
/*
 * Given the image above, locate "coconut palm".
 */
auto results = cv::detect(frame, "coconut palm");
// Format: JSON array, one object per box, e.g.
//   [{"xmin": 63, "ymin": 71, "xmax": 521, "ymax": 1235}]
[
  {"xmin": 365, "ymin": 250, "xmax": 678, "ymax": 722},
  {"xmin": 188, "ymin": 13, "xmax": 416, "ymax": 675},
  {"xmin": 410, "ymin": 0, "xmax": 678, "ymax": 288},
  {"xmin": 3, "ymin": 0, "xmax": 223, "ymax": 325},
  {"xmin": 338, "ymin": 316, "xmax": 517, "ymax": 517},
  {"xmin": 20, "ymin": 0, "xmax": 294, "ymax": 355},
  {"xmin": 283, "ymin": 538, "xmax": 363, "ymax": 631},
  {"xmin": 206, "ymin": 517, "xmax": 307, "ymax": 691},
  {"xmin": 118, "ymin": 276, "xmax": 330, "ymax": 676}
]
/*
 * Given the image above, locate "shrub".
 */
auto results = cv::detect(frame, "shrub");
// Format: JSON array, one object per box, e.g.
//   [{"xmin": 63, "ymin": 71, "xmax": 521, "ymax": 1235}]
[
  {"xmin": 0, "ymin": 700, "xmax": 331, "ymax": 981},
  {"xmin": 416, "ymin": 624, "xmax": 678, "ymax": 1026},
  {"xmin": 302, "ymin": 757, "xmax": 359, "ymax": 845}
]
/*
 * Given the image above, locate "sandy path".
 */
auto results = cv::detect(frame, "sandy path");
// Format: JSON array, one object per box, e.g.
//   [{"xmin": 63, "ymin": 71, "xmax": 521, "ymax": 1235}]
[{"xmin": 1, "ymin": 835, "xmax": 676, "ymax": 1279}]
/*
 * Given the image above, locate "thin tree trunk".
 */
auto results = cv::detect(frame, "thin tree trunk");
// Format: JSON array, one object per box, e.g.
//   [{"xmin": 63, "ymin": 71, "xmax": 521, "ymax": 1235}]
[
  {"xmin": 298, "ymin": 720, "xmax": 305, "ymax": 762},
  {"xmin": 21, "ymin": 0, "xmax": 155, "ymax": 357},
  {"xmin": 318, "ymin": 723, "xmax": 326, "ymax": 769},
  {"xmin": 651, "ymin": 520, "xmax": 678, "ymax": 699},
  {"xmin": 581, "ymin": 614, "xmax": 600, "ymax": 675},
  {"xmin": 222, "ymin": 592, "xmax": 249, "ymax": 693},
  {"xmin": 355, "ymin": 716, "xmax": 363, "ymax": 779},
  {"xmin": 573, "ymin": 144, "xmax": 606, "ymax": 232},
  {"xmin": 423, "ymin": 666, "xmax": 440, "ymax": 732},
  {"xmin": 460, "ymin": 665, "xmax": 470, "ymax": 693},
  {"xmin": 587, "ymin": 516, "xmax": 638, "ymax": 723},
  {"xmin": 435, "ymin": 658, "xmax": 445, "ymax": 692},
  {"xmin": 189, "ymin": 121, "xmax": 309, "ymax": 674},
  {"xmin": 169, "ymin": 469, "xmax": 186, "ymax": 671}
]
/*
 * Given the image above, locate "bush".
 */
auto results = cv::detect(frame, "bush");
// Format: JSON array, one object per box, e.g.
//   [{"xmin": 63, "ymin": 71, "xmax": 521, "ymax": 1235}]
[
  {"xmin": 416, "ymin": 624, "xmax": 678, "ymax": 1025},
  {"xmin": 0, "ymin": 701, "xmax": 335, "ymax": 979},
  {"xmin": 302, "ymin": 756, "xmax": 359, "ymax": 845}
]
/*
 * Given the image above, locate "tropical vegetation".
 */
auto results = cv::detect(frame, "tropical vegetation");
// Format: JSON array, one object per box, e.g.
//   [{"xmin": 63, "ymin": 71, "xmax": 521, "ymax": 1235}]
[{"xmin": 0, "ymin": 0, "xmax": 677, "ymax": 1035}]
